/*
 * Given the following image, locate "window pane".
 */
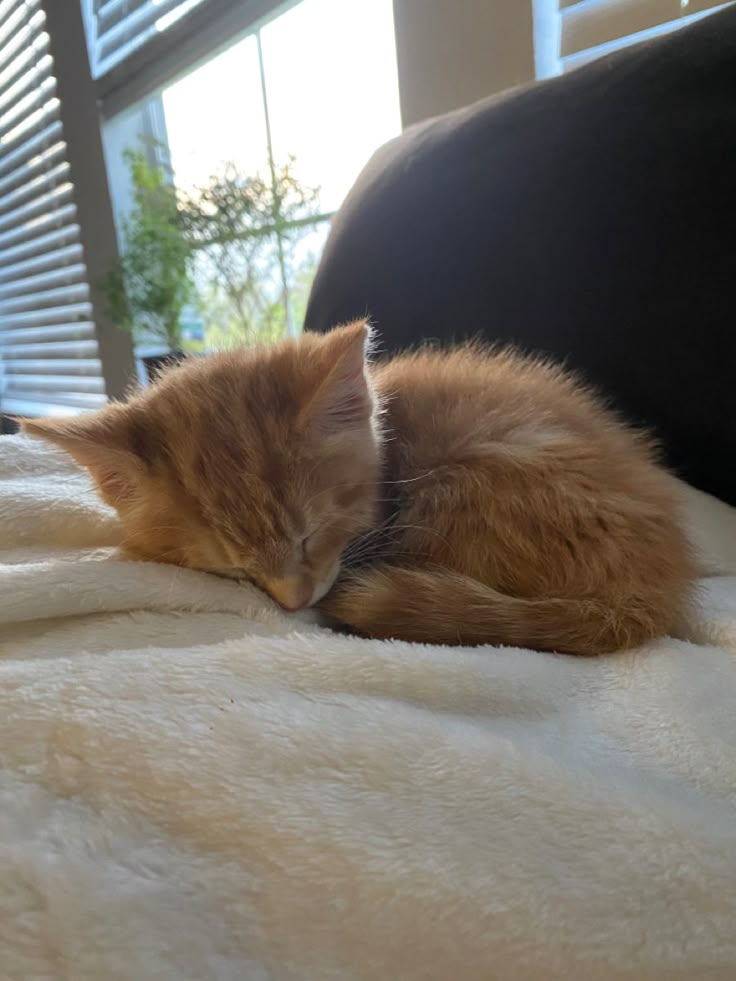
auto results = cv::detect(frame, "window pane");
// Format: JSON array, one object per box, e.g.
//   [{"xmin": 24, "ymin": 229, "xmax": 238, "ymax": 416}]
[
  {"xmin": 260, "ymin": 0, "xmax": 401, "ymax": 213},
  {"xmin": 107, "ymin": 0, "xmax": 401, "ymax": 352},
  {"xmin": 283, "ymin": 218, "xmax": 332, "ymax": 331},
  {"xmin": 189, "ymin": 230, "xmax": 289, "ymax": 348},
  {"xmin": 161, "ymin": 34, "xmax": 269, "ymax": 192}
]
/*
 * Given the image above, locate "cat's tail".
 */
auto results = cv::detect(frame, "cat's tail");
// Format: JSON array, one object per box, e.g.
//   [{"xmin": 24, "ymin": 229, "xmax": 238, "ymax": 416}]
[{"xmin": 319, "ymin": 565, "xmax": 668, "ymax": 655}]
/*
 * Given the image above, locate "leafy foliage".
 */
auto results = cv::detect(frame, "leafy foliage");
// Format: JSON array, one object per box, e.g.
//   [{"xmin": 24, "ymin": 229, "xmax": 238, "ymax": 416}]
[
  {"xmin": 102, "ymin": 150, "xmax": 325, "ymax": 352},
  {"xmin": 177, "ymin": 159, "xmax": 323, "ymax": 346},
  {"xmin": 100, "ymin": 151, "xmax": 192, "ymax": 351}
]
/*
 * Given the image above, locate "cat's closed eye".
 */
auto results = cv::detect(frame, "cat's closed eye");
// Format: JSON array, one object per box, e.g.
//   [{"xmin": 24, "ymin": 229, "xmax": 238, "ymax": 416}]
[{"xmin": 208, "ymin": 567, "xmax": 250, "ymax": 582}]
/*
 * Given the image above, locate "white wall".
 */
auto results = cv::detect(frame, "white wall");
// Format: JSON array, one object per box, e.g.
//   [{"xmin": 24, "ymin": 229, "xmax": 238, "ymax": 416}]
[{"xmin": 392, "ymin": 0, "xmax": 536, "ymax": 127}]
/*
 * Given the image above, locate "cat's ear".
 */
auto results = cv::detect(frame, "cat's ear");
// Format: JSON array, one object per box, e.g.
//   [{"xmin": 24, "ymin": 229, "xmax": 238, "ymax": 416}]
[
  {"xmin": 309, "ymin": 320, "xmax": 374, "ymax": 433},
  {"xmin": 22, "ymin": 408, "xmax": 144, "ymax": 507}
]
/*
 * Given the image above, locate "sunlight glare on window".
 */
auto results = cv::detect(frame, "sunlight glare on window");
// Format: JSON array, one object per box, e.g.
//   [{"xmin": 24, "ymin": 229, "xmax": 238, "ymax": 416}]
[
  {"xmin": 162, "ymin": 0, "xmax": 400, "ymax": 211},
  {"xmin": 162, "ymin": 35, "xmax": 269, "ymax": 192},
  {"xmin": 260, "ymin": 0, "xmax": 401, "ymax": 213}
]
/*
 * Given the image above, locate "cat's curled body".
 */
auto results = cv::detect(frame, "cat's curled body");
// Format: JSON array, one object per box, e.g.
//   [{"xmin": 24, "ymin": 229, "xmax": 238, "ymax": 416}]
[{"xmin": 24, "ymin": 322, "xmax": 695, "ymax": 655}]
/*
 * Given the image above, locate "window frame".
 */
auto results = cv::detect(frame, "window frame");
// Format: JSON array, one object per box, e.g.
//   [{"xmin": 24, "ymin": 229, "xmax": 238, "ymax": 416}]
[{"xmin": 43, "ymin": 0, "xmax": 137, "ymax": 402}]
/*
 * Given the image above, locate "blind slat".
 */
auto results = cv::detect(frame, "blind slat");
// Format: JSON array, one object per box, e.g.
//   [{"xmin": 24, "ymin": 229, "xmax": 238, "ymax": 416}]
[
  {"xmin": 0, "ymin": 63, "xmax": 55, "ymax": 136},
  {"xmin": 1, "ymin": 321, "xmax": 97, "ymax": 345},
  {"xmin": 0, "ymin": 301, "xmax": 94, "ymax": 330},
  {"xmin": 0, "ymin": 7, "xmax": 44, "ymax": 79},
  {"xmin": 0, "ymin": 0, "xmax": 26, "ymax": 28},
  {"xmin": 0, "ymin": 242, "xmax": 83, "ymax": 284},
  {"xmin": 1, "ymin": 97, "xmax": 61, "ymax": 159},
  {"xmin": 0, "ymin": 141, "xmax": 66, "ymax": 201},
  {"xmin": 0, "ymin": 214, "xmax": 79, "ymax": 265},
  {"xmin": 0, "ymin": 118, "xmax": 63, "ymax": 180},
  {"xmin": 561, "ymin": 0, "xmax": 733, "ymax": 58},
  {"xmin": 1, "ymin": 394, "xmax": 108, "ymax": 414},
  {"xmin": 0, "ymin": 182, "xmax": 74, "ymax": 236},
  {"xmin": 95, "ymin": 0, "xmax": 147, "ymax": 21},
  {"xmin": 0, "ymin": 0, "xmax": 42, "ymax": 47},
  {"xmin": 3, "ymin": 373, "xmax": 105, "ymax": 393},
  {"xmin": 0, "ymin": 263, "xmax": 89, "ymax": 300},
  {"xmin": 2, "ymin": 282, "xmax": 90, "ymax": 315},
  {"xmin": 0, "ymin": 339, "xmax": 99, "ymax": 358},
  {"xmin": 4, "ymin": 359, "xmax": 103, "ymax": 376},
  {"xmin": 0, "ymin": 159, "xmax": 70, "ymax": 217},
  {"xmin": 97, "ymin": 0, "xmax": 182, "ymax": 56},
  {"xmin": 84, "ymin": 0, "xmax": 207, "ymax": 77},
  {"xmin": 0, "ymin": 30, "xmax": 49, "ymax": 104}
]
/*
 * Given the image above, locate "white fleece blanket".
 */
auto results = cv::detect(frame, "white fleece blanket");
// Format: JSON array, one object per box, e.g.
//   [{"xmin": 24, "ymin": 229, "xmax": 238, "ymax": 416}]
[{"xmin": 2, "ymin": 435, "xmax": 736, "ymax": 981}]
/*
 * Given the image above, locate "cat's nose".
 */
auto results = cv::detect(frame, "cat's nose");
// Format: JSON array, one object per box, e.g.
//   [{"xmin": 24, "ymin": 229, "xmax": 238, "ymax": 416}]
[{"xmin": 264, "ymin": 574, "xmax": 313, "ymax": 611}]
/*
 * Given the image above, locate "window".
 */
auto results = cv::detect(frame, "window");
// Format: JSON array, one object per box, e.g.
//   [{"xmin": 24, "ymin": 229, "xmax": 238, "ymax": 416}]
[
  {"xmin": 0, "ymin": 0, "xmax": 107, "ymax": 417},
  {"xmin": 1, "ymin": 0, "xmax": 400, "ymax": 418},
  {"xmin": 537, "ymin": 0, "xmax": 735, "ymax": 75},
  {"xmin": 104, "ymin": 0, "xmax": 401, "ymax": 352}
]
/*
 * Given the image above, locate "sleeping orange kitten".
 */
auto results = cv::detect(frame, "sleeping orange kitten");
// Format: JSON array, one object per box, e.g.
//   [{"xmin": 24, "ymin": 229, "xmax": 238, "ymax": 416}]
[{"xmin": 23, "ymin": 321, "xmax": 695, "ymax": 654}]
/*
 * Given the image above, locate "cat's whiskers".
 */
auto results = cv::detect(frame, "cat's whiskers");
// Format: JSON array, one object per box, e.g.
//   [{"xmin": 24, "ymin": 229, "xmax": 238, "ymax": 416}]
[
  {"xmin": 381, "ymin": 471, "xmax": 437, "ymax": 487},
  {"xmin": 383, "ymin": 522, "xmax": 459, "ymax": 555},
  {"xmin": 342, "ymin": 515, "xmax": 403, "ymax": 564},
  {"xmin": 342, "ymin": 517, "xmax": 459, "ymax": 566},
  {"xmin": 301, "ymin": 470, "xmax": 437, "ymax": 513}
]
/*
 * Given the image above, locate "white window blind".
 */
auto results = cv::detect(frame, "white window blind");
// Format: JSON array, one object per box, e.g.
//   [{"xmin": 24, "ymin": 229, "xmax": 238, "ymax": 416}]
[
  {"xmin": 0, "ymin": 0, "xmax": 107, "ymax": 417},
  {"xmin": 83, "ymin": 0, "xmax": 208, "ymax": 78},
  {"xmin": 558, "ymin": 0, "xmax": 735, "ymax": 71}
]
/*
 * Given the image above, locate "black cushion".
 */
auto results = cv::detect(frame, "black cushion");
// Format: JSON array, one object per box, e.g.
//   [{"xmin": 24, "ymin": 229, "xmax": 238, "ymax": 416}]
[{"xmin": 305, "ymin": 8, "xmax": 736, "ymax": 506}]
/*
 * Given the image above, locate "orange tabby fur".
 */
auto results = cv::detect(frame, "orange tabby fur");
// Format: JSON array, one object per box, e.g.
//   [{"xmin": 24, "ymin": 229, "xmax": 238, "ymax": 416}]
[{"xmin": 23, "ymin": 321, "xmax": 696, "ymax": 654}]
